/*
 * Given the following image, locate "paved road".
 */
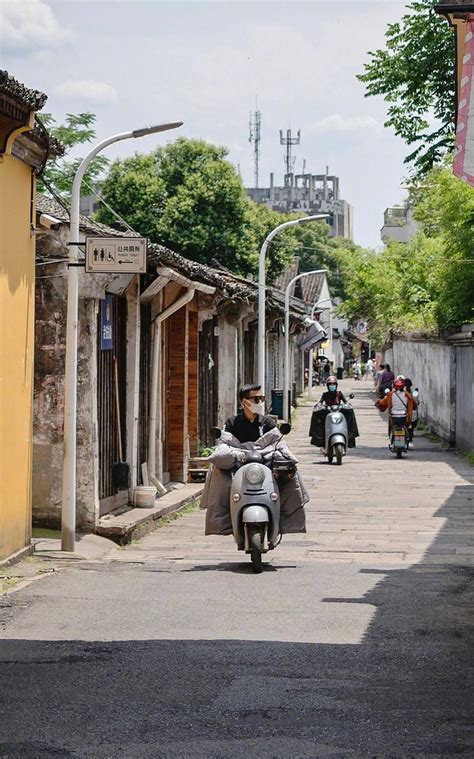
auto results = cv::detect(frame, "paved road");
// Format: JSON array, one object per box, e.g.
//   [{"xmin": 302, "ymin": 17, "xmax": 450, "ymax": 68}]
[{"xmin": 1, "ymin": 381, "xmax": 473, "ymax": 757}]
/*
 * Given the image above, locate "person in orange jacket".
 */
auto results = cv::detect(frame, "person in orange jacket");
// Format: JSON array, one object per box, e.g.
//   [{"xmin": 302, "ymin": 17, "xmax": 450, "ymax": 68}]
[{"xmin": 375, "ymin": 377, "xmax": 417, "ymax": 446}]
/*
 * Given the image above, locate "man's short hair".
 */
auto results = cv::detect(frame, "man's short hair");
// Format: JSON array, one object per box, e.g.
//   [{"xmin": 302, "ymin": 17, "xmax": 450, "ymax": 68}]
[{"xmin": 239, "ymin": 383, "xmax": 262, "ymax": 402}]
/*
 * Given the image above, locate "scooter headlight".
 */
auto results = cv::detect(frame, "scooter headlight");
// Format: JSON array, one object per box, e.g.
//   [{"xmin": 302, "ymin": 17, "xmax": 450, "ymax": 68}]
[
  {"xmin": 245, "ymin": 463, "xmax": 266, "ymax": 484},
  {"xmin": 331, "ymin": 413, "xmax": 343, "ymax": 424}
]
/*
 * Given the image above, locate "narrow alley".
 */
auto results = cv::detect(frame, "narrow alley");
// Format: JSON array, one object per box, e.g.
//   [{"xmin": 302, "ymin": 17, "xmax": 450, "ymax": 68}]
[{"xmin": 1, "ymin": 381, "xmax": 473, "ymax": 757}]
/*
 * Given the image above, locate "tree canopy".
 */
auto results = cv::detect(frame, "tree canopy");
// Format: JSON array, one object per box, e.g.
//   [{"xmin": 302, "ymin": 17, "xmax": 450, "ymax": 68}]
[
  {"xmin": 334, "ymin": 167, "xmax": 474, "ymax": 343},
  {"xmin": 37, "ymin": 112, "xmax": 109, "ymax": 198},
  {"xmin": 357, "ymin": 0, "xmax": 455, "ymax": 175}
]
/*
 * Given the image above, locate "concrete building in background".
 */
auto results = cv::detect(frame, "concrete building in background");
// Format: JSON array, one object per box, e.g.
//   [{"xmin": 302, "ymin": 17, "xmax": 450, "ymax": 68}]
[
  {"xmin": 247, "ymin": 171, "xmax": 353, "ymax": 240},
  {"xmin": 381, "ymin": 204, "xmax": 419, "ymax": 244}
]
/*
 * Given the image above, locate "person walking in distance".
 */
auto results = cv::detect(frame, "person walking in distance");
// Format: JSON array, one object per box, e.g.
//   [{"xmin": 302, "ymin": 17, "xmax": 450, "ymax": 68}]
[
  {"xmin": 365, "ymin": 357, "xmax": 374, "ymax": 381},
  {"xmin": 377, "ymin": 363, "xmax": 395, "ymax": 398}
]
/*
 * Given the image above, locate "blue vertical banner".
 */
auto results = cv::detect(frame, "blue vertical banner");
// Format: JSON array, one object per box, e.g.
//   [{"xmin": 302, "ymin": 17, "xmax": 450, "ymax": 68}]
[{"xmin": 100, "ymin": 294, "xmax": 113, "ymax": 350}]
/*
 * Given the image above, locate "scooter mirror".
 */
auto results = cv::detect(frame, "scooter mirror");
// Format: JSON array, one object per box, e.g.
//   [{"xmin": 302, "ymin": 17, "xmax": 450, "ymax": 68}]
[
  {"xmin": 211, "ymin": 426, "xmax": 222, "ymax": 439},
  {"xmin": 279, "ymin": 423, "xmax": 292, "ymax": 435},
  {"xmin": 349, "ymin": 393, "xmax": 355, "ymax": 399}
]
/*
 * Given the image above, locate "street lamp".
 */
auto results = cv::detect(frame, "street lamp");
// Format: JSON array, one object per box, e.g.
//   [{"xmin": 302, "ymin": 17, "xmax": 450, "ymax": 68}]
[
  {"xmin": 308, "ymin": 297, "xmax": 332, "ymax": 399},
  {"xmin": 257, "ymin": 214, "xmax": 329, "ymax": 393},
  {"xmin": 283, "ymin": 270, "xmax": 327, "ymax": 422},
  {"xmin": 62, "ymin": 121, "xmax": 183, "ymax": 552}
]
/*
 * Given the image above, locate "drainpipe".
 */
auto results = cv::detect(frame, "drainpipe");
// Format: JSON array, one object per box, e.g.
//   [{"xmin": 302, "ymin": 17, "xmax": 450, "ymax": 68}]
[{"xmin": 148, "ymin": 288, "xmax": 196, "ymax": 493}]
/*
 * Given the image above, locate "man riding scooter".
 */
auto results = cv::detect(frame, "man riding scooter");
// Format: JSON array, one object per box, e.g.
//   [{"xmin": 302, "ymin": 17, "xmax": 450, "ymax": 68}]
[{"xmin": 202, "ymin": 384, "xmax": 308, "ymax": 570}]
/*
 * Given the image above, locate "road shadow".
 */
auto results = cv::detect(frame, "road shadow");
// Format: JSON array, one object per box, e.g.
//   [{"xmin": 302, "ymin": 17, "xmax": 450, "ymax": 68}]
[
  {"xmin": 1, "ymin": 485, "xmax": 473, "ymax": 756},
  {"xmin": 181, "ymin": 561, "xmax": 295, "ymax": 574}
]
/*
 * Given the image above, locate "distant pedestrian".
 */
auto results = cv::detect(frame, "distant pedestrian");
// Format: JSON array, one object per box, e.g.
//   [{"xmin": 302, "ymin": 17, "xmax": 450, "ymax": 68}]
[
  {"xmin": 378, "ymin": 363, "xmax": 395, "ymax": 398},
  {"xmin": 365, "ymin": 358, "xmax": 374, "ymax": 381}
]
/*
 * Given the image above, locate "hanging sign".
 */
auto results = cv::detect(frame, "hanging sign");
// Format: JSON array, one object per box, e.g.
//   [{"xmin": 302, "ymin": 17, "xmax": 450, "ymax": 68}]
[
  {"xmin": 100, "ymin": 295, "xmax": 114, "ymax": 350},
  {"xmin": 356, "ymin": 319, "xmax": 368, "ymax": 336},
  {"xmin": 85, "ymin": 237, "xmax": 147, "ymax": 273}
]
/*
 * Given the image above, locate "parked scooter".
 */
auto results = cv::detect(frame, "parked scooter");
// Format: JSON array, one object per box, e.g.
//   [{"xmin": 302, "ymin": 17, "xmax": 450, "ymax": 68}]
[
  {"xmin": 212, "ymin": 424, "xmax": 294, "ymax": 573},
  {"xmin": 315, "ymin": 394, "xmax": 355, "ymax": 465}
]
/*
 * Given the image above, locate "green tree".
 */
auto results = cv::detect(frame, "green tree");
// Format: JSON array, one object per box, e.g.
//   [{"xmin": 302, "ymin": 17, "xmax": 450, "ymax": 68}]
[
  {"xmin": 412, "ymin": 167, "xmax": 474, "ymax": 326},
  {"xmin": 95, "ymin": 153, "xmax": 166, "ymax": 239},
  {"xmin": 37, "ymin": 113, "xmax": 109, "ymax": 198},
  {"xmin": 357, "ymin": 0, "xmax": 455, "ymax": 175}
]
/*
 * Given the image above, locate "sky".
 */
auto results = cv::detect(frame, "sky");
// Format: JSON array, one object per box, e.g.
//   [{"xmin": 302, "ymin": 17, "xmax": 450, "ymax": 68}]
[{"xmin": 1, "ymin": 0, "xmax": 411, "ymax": 248}]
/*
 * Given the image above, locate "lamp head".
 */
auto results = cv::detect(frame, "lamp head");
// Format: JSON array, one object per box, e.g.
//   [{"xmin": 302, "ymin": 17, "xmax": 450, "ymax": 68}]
[{"xmin": 132, "ymin": 122, "xmax": 183, "ymax": 138}]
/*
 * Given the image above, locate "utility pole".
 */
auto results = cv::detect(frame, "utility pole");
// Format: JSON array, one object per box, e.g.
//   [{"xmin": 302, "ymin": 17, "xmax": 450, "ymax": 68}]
[
  {"xmin": 249, "ymin": 108, "xmax": 262, "ymax": 188},
  {"xmin": 280, "ymin": 128, "xmax": 301, "ymax": 175}
]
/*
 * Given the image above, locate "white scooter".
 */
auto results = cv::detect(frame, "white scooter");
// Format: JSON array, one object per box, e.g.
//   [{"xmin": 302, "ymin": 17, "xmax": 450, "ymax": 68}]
[
  {"xmin": 315, "ymin": 394, "xmax": 354, "ymax": 465},
  {"xmin": 212, "ymin": 424, "xmax": 293, "ymax": 573}
]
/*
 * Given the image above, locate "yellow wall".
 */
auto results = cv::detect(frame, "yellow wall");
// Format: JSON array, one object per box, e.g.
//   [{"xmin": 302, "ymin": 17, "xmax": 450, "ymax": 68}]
[{"xmin": 0, "ymin": 152, "xmax": 35, "ymax": 561}]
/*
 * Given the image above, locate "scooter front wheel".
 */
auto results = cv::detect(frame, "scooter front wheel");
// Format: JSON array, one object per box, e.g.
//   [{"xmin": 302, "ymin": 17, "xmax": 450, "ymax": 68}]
[
  {"xmin": 249, "ymin": 529, "xmax": 263, "ymax": 573},
  {"xmin": 335, "ymin": 443, "xmax": 344, "ymax": 465}
]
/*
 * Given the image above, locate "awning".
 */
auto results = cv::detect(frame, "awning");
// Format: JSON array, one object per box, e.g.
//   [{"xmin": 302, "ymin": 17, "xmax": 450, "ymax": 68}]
[{"xmin": 297, "ymin": 321, "xmax": 328, "ymax": 351}]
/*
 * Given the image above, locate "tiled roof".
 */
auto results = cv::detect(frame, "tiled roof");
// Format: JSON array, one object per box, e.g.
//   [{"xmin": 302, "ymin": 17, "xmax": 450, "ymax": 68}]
[
  {"xmin": 0, "ymin": 70, "xmax": 47, "ymax": 111},
  {"xmin": 273, "ymin": 257, "xmax": 299, "ymax": 293},
  {"xmin": 300, "ymin": 272, "xmax": 326, "ymax": 304},
  {"xmin": 29, "ymin": 123, "xmax": 65, "ymax": 157},
  {"xmin": 273, "ymin": 256, "xmax": 327, "ymax": 305},
  {"xmin": 36, "ymin": 194, "xmax": 129, "ymax": 237}
]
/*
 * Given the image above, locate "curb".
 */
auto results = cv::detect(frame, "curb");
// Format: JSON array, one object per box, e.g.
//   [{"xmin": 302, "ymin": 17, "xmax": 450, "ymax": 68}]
[{"xmin": 96, "ymin": 485, "xmax": 204, "ymax": 545}]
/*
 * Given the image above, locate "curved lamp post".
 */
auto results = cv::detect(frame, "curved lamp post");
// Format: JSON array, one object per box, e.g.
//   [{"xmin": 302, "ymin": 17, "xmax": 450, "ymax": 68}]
[
  {"xmin": 257, "ymin": 214, "xmax": 329, "ymax": 393},
  {"xmin": 283, "ymin": 270, "xmax": 327, "ymax": 421},
  {"xmin": 62, "ymin": 121, "xmax": 183, "ymax": 552}
]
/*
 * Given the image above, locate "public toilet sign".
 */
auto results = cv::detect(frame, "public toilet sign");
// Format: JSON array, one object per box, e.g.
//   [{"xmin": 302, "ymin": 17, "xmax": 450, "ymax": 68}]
[{"xmin": 85, "ymin": 237, "xmax": 147, "ymax": 273}]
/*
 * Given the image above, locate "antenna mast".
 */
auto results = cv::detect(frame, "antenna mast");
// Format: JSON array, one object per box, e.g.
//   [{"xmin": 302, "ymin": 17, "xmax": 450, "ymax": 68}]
[
  {"xmin": 280, "ymin": 128, "xmax": 301, "ymax": 175},
  {"xmin": 248, "ymin": 108, "xmax": 262, "ymax": 188}
]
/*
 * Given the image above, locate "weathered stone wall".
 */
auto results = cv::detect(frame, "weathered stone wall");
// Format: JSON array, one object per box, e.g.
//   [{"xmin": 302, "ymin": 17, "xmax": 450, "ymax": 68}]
[
  {"xmin": 33, "ymin": 227, "xmax": 101, "ymax": 530},
  {"xmin": 391, "ymin": 337, "xmax": 455, "ymax": 443},
  {"xmin": 33, "ymin": 268, "xmax": 99, "ymax": 530}
]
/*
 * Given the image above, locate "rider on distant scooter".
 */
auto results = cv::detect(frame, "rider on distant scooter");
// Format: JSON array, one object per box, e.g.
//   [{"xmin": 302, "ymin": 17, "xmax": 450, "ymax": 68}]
[
  {"xmin": 310, "ymin": 376, "xmax": 359, "ymax": 448},
  {"xmin": 375, "ymin": 376, "xmax": 417, "ymax": 447}
]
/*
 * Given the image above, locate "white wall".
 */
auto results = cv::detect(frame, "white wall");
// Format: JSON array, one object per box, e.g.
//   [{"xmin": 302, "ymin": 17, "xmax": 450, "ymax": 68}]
[{"xmin": 391, "ymin": 338, "xmax": 455, "ymax": 443}]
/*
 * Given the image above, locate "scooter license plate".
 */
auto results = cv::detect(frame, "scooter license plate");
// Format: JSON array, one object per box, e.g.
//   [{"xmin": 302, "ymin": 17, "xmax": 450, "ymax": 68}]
[{"xmin": 394, "ymin": 431, "xmax": 405, "ymax": 447}]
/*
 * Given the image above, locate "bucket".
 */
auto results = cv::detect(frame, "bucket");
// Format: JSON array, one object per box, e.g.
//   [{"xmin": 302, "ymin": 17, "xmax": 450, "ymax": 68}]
[{"xmin": 132, "ymin": 485, "xmax": 157, "ymax": 508}]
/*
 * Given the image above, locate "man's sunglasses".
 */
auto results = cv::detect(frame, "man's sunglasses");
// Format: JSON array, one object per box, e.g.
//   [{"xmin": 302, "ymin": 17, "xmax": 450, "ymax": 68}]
[{"xmin": 248, "ymin": 395, "xmax": 265, "ymax": 403}]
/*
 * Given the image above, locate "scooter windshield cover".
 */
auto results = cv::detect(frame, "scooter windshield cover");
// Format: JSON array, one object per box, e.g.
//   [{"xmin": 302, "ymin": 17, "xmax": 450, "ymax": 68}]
[{"xmin": 245, "ymin": 463, "xmax": 266, "ymax": 484}]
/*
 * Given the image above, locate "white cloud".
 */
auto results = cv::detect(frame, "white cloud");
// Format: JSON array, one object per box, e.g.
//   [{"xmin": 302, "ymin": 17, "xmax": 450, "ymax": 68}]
[
  {"xmin": 310, "ymin": 114, "xmax": 381, "ymax": 135},
  {"xmin": 0, "ymin": 0, "xmax": 70, "ymax": 52},
  {"xmin": 54, "ymin": 79, "xmax": 118, "ymax": 105}
]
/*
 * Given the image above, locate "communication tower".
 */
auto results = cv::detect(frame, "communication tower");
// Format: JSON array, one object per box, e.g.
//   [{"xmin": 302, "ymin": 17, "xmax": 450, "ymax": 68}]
[
  {"xmin": 248, "ymin": 109, "xmax": 262, "ymax": 188},
  {"xmin": 280, "ymin": 128, "xmax": 301, "ymax": 175}
]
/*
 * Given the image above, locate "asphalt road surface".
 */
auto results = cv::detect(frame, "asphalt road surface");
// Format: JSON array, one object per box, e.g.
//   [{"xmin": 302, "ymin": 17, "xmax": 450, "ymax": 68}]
[{"xmin": 1, "ymin": 382, "xmax": 473, "ymax": 758}]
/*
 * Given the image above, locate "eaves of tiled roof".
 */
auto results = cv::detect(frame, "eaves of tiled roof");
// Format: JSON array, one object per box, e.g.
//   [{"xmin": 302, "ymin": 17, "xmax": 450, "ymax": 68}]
[
  {"xmin": 0, "ymin": 70, "xmax": 47, "ymax": 111},
  {"xmin": 36, "ymin": 194, "xmax": 129, "ymax": 237},
  {"xmin": 30, "ymin": 123, "xmax": 65, "ymax": 157}
]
